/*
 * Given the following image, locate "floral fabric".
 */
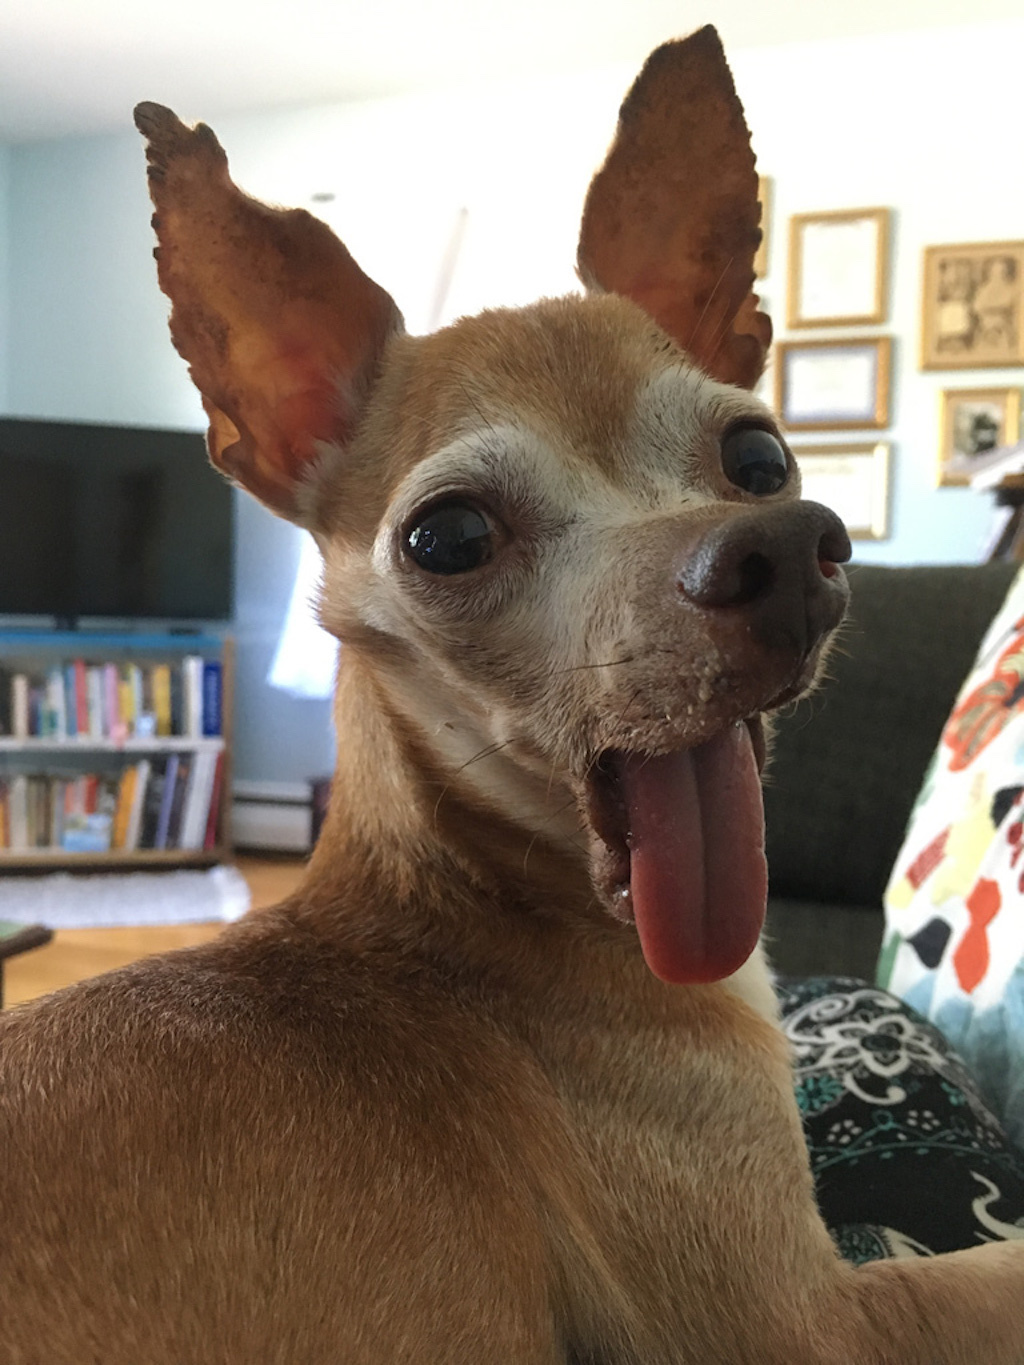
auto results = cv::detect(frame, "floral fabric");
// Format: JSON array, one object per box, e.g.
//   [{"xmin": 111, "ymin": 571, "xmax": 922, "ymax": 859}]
[
  {"xmin": 878, "ymin": 566, "xmax": 1024, "ymax": 1147},
  {"xmin": 779, "ymin": 977, "xmax": 1024, "ymax": 1261}
]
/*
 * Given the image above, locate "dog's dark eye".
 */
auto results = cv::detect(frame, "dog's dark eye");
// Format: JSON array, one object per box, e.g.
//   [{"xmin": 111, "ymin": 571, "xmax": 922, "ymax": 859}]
[
  {"xmin": 405, "ymin": 500, "xmax": 499, "ymax": 575},
  {"xmin": 721, "ymin": 426, "xmax": 789, "ymax": 496}
]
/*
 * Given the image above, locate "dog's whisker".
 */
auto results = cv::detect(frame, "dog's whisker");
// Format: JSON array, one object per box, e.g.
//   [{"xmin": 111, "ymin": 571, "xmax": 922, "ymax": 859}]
[
  {"xmin": 550, "ymin": 656, "xmax": 635, "ymax": 675},
  {"xmin": 685, "ymin": 255, "xmax": 734, "ymax": 354},
  {"xmin": 453, "ymin": 739, "xmax": 512, "ymax": 774}
]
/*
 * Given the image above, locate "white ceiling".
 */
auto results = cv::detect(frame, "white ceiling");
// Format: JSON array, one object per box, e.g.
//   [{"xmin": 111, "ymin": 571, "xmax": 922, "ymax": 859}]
[{"xmin": 2, "ymin": 0, "xmax": 1020, "ymax": 144}]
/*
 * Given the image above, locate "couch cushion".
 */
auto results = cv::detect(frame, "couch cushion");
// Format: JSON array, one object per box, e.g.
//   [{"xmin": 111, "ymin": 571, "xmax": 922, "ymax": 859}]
[
  {"xmin": 764, "ymin": 562, "xmax": 1016, "ymax": 910},
  {"xmin": 880, "ymin": 564, "xmax": 1024, "ymax": 1146},
  {"xmin": 765, "ymin": 897, "xmax": 882, "ymax": 980}
]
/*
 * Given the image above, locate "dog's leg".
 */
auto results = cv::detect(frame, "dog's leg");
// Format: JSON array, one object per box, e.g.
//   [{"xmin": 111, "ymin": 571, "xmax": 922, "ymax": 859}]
[{"xmin": 842, "ymin": 1242, "xmax": 1024, "ymax": 1364}]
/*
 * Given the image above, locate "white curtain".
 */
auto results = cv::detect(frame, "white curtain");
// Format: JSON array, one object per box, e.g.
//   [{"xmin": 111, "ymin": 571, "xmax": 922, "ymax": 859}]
[{"xmin": 267, "ymin": 532, "xmax": 338, "ymax": 699}]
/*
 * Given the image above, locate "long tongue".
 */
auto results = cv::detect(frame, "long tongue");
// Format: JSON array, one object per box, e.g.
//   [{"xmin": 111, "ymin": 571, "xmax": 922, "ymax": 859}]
[{"xmin": 620, "ymin": 725, "xmax": 767, "ymax": 985}]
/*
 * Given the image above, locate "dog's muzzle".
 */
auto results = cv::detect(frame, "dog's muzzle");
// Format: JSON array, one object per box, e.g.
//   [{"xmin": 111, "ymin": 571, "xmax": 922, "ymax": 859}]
[{"xmin": 676, "ymin": 500, "xmax": 851, "ymax": 657}]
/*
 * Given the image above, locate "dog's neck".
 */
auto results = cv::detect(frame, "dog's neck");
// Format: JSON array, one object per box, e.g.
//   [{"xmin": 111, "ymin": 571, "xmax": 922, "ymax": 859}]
[
  {"xmin": 298, "ymin": 642, "xmax": 783, "ymax": 1030},
  {"xmin": 305, "ymin": 645, "xmax": 599, "ymax": 935}
]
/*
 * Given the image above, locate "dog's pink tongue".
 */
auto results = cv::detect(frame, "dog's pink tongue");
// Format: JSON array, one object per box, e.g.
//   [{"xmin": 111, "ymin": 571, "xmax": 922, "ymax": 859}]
[{"xmin": 621, "ymin": 725, "xmax": 767, "ymax": 985}]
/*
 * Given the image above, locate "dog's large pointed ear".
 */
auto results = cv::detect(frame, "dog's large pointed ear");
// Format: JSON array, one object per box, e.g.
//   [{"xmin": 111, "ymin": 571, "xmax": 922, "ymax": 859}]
[
  {"xmin": 577, "ymin": 26, "xmax": 771, "ymax": 390},
  {"xmin": 134, "ymin": 103, "xmax": 403, "ymax": 521}
]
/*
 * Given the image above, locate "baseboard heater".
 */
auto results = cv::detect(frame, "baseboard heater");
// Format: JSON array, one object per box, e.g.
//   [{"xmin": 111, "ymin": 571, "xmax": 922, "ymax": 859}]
[{"xmin": 231, "ymin": 779, "xmax": 315, "ymax": 853}]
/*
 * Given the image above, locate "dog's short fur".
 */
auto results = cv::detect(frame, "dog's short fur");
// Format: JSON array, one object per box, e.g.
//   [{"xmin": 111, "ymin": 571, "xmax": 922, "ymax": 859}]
[{"xmin": 2, "ymin": 27, "xmax": 1023, "ymax": 1365}]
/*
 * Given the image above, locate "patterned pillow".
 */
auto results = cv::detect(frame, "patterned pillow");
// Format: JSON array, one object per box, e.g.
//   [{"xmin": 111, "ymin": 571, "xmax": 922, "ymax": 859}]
[{"xmin": 879, "ymin": 565, "xmax": 1024, "ymax": 1150}]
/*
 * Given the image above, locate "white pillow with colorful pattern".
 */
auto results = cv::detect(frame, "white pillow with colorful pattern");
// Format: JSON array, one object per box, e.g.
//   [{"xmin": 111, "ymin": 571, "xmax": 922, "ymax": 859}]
[{"xmin": 879, "ymin": 564, "xmax": 1024, "ymax": 1149}]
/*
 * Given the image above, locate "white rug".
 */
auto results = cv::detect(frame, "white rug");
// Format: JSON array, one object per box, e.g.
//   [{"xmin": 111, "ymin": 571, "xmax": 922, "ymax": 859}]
[{"xmin": 0, "ymin": 865, "xmax": 251, "ymax": 929}]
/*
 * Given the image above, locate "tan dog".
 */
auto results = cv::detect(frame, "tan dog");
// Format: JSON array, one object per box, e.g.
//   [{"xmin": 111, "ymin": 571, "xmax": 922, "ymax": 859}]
[{"xmin": 2, "ymin": 26, "xmax": 1023, "ymax": 1364}]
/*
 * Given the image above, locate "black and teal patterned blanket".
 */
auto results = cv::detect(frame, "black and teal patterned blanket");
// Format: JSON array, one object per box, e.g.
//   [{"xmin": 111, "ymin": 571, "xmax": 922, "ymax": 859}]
[{"xmin": 779, "ymin": 977, "xmax": 1024, "ymax": 1262}]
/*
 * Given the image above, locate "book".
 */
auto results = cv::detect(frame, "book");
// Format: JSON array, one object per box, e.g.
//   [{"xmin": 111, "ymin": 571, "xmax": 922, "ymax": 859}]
[
  {"xmin": 62, "ymin": 814, "xmax": 113, "ymax": 854},
  {"xmin": 73, "ymin": 659, "xmax": 89, "ymax": 736},
  {"xmin": 11, "ymin": 674, "xmax": 30, "ymax": 740},
  {"xmin": 111, "ymin": 766, "xmax": 139, "ymax": 850},
  {"xmin": 44, "ymin": 667, "xmax": 67, "ymax": 739},
  {"xmin": 124, "ymin": 759, "xmax": 152, "ymax": 852},
  {"xmin": 182, "ymin": 656, "xmax": 204, "ymax": 738},
  {"xmin": 203, "ymin": 751, "xmax": 225, "ymax": 849},
  {"xmin": 86, "ymin": 666, "xmax": 105, "ymax": 740},
  {"xmin": 127, "ymin": 665, "xmax": 144, "ymax": 735},
  {"xmin": 63, "ymin": 663, "xmax": 78, "ymax": 738},
  {"xmin": 179, "ymin": 750, "xmax": 218, "ymax": 850},
  {"xmin": 201, "ymin": 660, "xmax": 223, "ymax": 737},
  {"xmin": 165, "ymin": 757, "xmax": 191, "ymax": 849},
  {"xmin": 8, "ymin": 775, "xmax": 28, "ymax": 850},
  {"xmin": 103, "ymin": 663, "xmax": 124, "ymax": 742},
  {"xmin": 153, "ymin": 753, "xmax": 179, "ymax": 850},
  {"xmin": 151, "ymin": 664, "xmax": 173, "ymax": 737},
  {"xmin": 118, "ymin": 668, "xmax": 136, "ymax": 736}
]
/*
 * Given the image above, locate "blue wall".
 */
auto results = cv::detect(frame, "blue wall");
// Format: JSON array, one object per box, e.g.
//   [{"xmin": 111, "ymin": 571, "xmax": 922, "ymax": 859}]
[{"xmin": 3, "ymin": 130, "xmax": 334, "ymax": 785}]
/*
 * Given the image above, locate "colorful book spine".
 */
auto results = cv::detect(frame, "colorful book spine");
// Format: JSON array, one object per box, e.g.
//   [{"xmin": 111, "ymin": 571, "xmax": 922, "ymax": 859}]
[
  {"xmin": 11, "ymin": 674, "xmax": 30, "ymax": 740},
  {"xmin": 203, "ymin": 752, "xmax": 225, "ymax": 849},
  {"xmin": 62, "ymin": 663, "xmax": 78, "ymax": 738},
  {"xmin": 201, "ymin": 660, "xmax": 223, "ymax": 737},
  {"xmin": 151, "ymin": 664, "xmax": 173, "ymax": 737},
  {"xmin": 124, "ymin": 760, "xmax": 151, "ymax": 852},
  {"xmin": 153, "ymin": 753, "xmax": 180, "ymax": 851},
  {"xmin": 86, "ymin": 667, "xmax": 105, "ymax": 740},
  {"xmin": 111, "ymin": 766, "xmax": 138, "ymax": 851},
  {"xmin": 165, "ymin": 757, "xmax": 191, "ymax": 849},
  {"xmin": 104, "ymin": 663, "xmax": 123, "ymax": 742},
  {"xmin": 73, "ymin": 659, "xmax": 89, "ymax": 736},
  {"xmin": 179, "ymin": 750, "xmax": 218, "ymax": 850},
  {"xmin": 182, "ymin": 656, "xmax": 204, "ymax": 739}
]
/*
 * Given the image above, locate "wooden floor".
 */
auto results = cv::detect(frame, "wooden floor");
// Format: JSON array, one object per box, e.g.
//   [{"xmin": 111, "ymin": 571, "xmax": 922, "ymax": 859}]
[{"xmin": 4, "ymin": 854, "xmax": 308, "ymax": 1008}]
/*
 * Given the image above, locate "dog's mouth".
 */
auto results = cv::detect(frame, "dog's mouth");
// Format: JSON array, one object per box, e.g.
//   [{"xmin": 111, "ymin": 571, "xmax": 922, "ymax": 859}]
[{"xmin": 586, "ymin": 716, "xmax": 768, "ymax": 986}]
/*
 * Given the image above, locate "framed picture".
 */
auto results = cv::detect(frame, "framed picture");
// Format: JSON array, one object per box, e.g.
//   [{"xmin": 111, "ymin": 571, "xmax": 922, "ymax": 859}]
[
  {"xmin": 921, "ymin": 241, "xmax": 1024, "ymax": 369},
  {"xmin": 754, "ymin": 176, "xmax": 772, "ymax": 280},
  {"xmin": 774, "ymin": 337, "xmax": 892, "ymax": 431},
  {"xmin": 793, "ymin": 442, "xmax": 891, "ymax": 540},
  {"xmin": 787, "ymin": 208, "xmax": 890, "ymax": 328},
  {"xmin": 938, "ymin": 387, "xmax": 1021, "ymax": 486}
]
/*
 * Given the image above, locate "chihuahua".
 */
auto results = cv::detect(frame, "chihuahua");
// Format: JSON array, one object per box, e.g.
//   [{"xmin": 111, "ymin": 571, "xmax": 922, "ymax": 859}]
[{"xmin": 1, "ymin": 25, "xmax": 1022, "ymax": 1365}]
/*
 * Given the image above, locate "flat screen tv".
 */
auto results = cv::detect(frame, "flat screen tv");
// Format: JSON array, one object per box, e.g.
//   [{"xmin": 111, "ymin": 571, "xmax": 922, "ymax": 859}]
[{"xmin": 0, "ymin": 417, "xmax": 234, "ymax": 624}]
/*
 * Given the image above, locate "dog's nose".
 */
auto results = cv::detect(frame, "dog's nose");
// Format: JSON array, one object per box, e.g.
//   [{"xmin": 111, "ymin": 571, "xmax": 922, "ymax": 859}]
[{"xmin": 676, "ymin": 501, "xmax": 851, "ymax": 654}]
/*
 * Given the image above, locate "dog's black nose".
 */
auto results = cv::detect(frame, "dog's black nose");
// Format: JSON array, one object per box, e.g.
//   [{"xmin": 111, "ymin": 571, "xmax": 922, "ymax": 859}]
[{"xmin": 677, "ymin": 501, "xmax": 851, "ymax": 654}]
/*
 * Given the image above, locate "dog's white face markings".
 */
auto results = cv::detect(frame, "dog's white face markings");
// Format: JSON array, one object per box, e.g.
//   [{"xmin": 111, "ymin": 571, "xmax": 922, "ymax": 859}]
[{"xmin": 327, "ymin": 353, "xmax": 794, "ymax": 854}]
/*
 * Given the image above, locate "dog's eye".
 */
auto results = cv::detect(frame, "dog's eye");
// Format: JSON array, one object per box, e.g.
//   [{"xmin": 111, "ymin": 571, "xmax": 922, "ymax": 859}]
[
  {"xmin": 721, "ymin": 426, "xmax": 789, "ymax": 496},
  {"xmin": 405, "ymin": 500, "xmax": 499, "ymax": 575}
]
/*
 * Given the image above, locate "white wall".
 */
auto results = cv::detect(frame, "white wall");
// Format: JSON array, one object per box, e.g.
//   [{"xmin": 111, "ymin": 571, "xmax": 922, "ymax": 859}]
[
  {"xmin": 732, "ymin": 22, "xmax": 1024, "ymax": 564},
  {"xmin": 4, "ymin": 18, "xmax": 1024, "ymax": 778},
  {"xmin": 0, "ymin": 143, "xmax": 10, "ymax": 414}
]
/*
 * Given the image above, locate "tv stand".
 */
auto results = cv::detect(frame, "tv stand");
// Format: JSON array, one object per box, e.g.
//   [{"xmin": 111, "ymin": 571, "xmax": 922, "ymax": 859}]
[{"xmin": 0, "ymin": 629, "xmax": 233, "ymax": 869}]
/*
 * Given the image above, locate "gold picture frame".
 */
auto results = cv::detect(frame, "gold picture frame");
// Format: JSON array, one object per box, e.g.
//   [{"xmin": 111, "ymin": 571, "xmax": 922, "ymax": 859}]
[
  {"xmin": 793, "ymin": 442, "xmax": 891, "ymax": 540},
  {"xmin": 921, "ymin": 241, "xmax": 1024, "ymax": 369},
  {"xmin": 787, "ymin": 207, "xmax": 890, "ymax": 328},
  {"xmin": 938, "ymin": 387, "xmax": 1021, "ymax": 487},
  {"xmin": 774, "ymin": 337, "xmax": 892, "ymax": 431},
  {"xmin": 754, "ymin": 176, "xmax": 772, "ymax": 280}
]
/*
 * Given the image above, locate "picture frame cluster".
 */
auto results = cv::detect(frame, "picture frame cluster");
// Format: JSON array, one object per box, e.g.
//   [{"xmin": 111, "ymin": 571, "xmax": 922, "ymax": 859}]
[
  {"xmin": 766, "ymin": 198, "xmax": 894, "ymax": 541},
  {"xmin": 762, "ymin": 183, "xmax": 1024, "ymax": 529},
  {"xmin": 922, "ymin": 242, "xmax": 1024, "ymax": 487}
]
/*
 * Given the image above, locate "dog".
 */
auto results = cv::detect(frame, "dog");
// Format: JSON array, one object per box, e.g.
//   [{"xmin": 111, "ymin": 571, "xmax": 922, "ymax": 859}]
[{"xmin": 2, "ymin": 25, "xmax": 1023, "ymax": 1364}]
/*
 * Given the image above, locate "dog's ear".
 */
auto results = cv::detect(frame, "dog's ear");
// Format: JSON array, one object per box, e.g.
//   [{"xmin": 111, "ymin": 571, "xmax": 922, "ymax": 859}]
[
  {"xmin": 134, "ymin": 103, "xmax": 403, "ymax": 521},
  {"xmin": 577, "ymin": 26, "xmax": 771, "ymax": 390}
]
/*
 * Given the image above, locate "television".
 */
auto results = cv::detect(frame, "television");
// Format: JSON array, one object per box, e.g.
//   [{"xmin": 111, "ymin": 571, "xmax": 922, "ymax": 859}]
[{"xmin": 0, "ymin": 417, "xmax": 235, "ymax": 624}]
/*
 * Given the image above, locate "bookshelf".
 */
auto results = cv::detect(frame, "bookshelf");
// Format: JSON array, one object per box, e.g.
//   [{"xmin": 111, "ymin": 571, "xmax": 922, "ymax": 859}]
[{"xmin": 0, "ymin": 630, "xmax": 233, "ymax": 869}]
